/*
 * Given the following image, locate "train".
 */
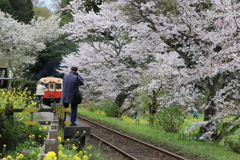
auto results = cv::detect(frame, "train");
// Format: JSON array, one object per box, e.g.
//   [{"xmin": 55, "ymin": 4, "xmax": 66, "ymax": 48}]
[{"xmin": 38, "ymin": 77, "xmax": 63, "ymax": 106}]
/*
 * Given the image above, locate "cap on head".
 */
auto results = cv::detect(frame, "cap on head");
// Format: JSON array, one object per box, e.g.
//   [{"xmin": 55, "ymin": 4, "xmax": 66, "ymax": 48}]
[{"xmin": 71, "ymin": 66, "xmax": 78, "ymax": 72}]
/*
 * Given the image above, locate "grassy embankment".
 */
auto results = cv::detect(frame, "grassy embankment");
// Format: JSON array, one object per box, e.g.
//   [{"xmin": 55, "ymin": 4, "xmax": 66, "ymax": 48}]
[{"xmin": 78, "ymin": 107, "xmax": 240, "ymax": 160}]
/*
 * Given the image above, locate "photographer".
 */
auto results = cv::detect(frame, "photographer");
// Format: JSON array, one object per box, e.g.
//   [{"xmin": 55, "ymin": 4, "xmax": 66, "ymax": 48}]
[
  {"xmin": 61, "ymin": 66, "xmax": 84, "ymax": 126},
  {"xmin": 36, "ymin": 82, "xmax": 46, "ymax": 108}
]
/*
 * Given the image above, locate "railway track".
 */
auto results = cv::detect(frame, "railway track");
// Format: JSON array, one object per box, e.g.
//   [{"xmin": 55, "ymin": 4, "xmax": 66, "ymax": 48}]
[{"xmin": 76, "ymin": 114, "xmax": 188, "ymax": 160}]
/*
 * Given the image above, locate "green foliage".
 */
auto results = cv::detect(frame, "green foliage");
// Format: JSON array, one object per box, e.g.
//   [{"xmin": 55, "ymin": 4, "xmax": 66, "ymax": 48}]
[
  {"xmin": 0, "ymin": 0, "xmax": 34, "ymax": 24},
  {"xmin": 224, "ymin": 135, "xmax": 240, "ymax": 153},
  {"xmin": 60, "ymin": 0, "xmax": 74, "ymax": 26},
  {"xmin": 60, "ymin": 0, "xmax": 102, "ymax": 26},
  {"xmin": 11, "ymin": 78, "xmax": 37, "ymax": 94},
  {"xmin": 155, "ymin": 0, "xmax": 179, "ymax": 15},
  {"xmin": 87, "ymin": 103, "xmax": 100, "ymax": 112},
  {"xmin": 27, "ymin": 35, "xmax": 77, "ymax": 80},
  {"xmin": 146, "ymin": 113, "xmax": 155, "ymax": 127},
  {"xmin": 0, "ymin": 0, "xmax": 13, "ymax": 14},
  {"xmin": 33, "ymin": 6, "xmax": 52, "ymax": 18},
  {"xmin": 101, "ymin": 100, "xmax": 120, "ymax": 117},
  {"xmin": 154, "ymin": 105, "xmax": 185, "ymax": 133},
  {"xmin": 119, "ymin": 0, "xmax": 179, "ymax": 21},
  {"xmin": 83, "ymin": 0, "xmax": 101, "ymax": 13},
  {"xmin": 2, "ymin": 125, "xmax": 49, "ymax": 160},
  {"xmin": 0, "ymin": 114, "xmax": 29, "ymax": 157},
  {"xmin": 24, "ymin": 150, "xmax": 40, "ymax": 160},
  {"xmin": 9, "ymin": 0, "xmax": 34, "ymax": 24},
  {"xmin": 31, "ymin": 126, "xmax": 49, "ymax": 144}
]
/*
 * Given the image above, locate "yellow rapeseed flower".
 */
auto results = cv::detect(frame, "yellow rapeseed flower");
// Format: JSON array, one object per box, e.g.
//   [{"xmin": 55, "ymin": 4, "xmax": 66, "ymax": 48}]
[
  {"xmin": 87, "ymin": 146, "xmax": 92, "ymax": 150},
  {"xmin": 73, "ymin": 156, "xmax": 81, "ymax": 160},
  {"xmin": 72, "ymin": 146, "xmax": 77, "ymax": 151},
  {"xmin": 3, "ymin": 144, "xmax": 6, "ymax": 147},
  {"xmin": 7, "ymin": 155, "xmax": 12, "ymax": 159},
  {"xmin": 83, "ymin": 155, "xmax": 88, "ymax": 160},
  {"xmin": 44, "ymin": 151, "xmax": 56, "ymax": 160},
  {"xmin": 16, "ymin": 153, "xmax": 24, "ymax": 159},
  {"xmin": 58, "ymin": 136, "xmax": 62, "ymax": 142}
]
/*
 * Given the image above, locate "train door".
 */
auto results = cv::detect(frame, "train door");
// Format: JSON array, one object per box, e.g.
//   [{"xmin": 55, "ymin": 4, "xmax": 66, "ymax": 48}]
[
  {"xmin": 48, "ymin": 82, "xmax": 56, "ymax": 103},
  {"xmin": 42, "ymin": 82, "xmax": 55, "ymax": 106}
]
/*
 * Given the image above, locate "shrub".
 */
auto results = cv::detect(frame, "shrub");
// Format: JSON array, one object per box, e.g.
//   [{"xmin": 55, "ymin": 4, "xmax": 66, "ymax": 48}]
[
  {"xmin": 147, "ymin": 113, "xmax": 155, "ymax": 127},
  {"xmin": 154, "ymin": 105, "xmax": 185, "ymax": 133},
  {"xmin": 0, "ymin": 87, "xmax": 38, "ymax": 158},
  {"xmin": 101, "ymin": 100, "xmax": 120, "ymax": 117},
  {"xmin": 87, "ymin": 103, "xmax": 100, "ymax": 112},
  {"xmin": 224, "ymin": 136, "xmax": 240, "ymax": 153},
  {"xmin": 11, "ymin": 78, "xmax": 36, "ymax": 94},
  {"xmin": 32, "ymin": 126, "xmax": 49, "ymax": 144},
  {"xmin": 0, "ymin": 114, "xmax": 29, "ymax": 157}
]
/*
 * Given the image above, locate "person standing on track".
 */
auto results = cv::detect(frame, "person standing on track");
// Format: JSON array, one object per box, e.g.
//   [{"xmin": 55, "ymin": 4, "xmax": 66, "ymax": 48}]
[
  {"xmin": 61, "ymin": 66, "xmax": 84, "ymax": 126},
  {"xmin": 36, "ymin": 82, "xmax": 46, "ymax": 108}
]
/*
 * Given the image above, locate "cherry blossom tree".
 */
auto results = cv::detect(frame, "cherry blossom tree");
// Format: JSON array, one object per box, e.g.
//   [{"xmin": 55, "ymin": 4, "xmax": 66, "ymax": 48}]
[
  {"xmin": 59, "ymin": 0, "xmax": 170, "ymax": 110},
  {"xmin": 59, "ymin": 0, "xmax": 240, "ymax": 141},
  {"xmin": 0, "ymin": 11, "xmax": 62, "ymax": 78},
  {"xmin": 121, "ymin": 0, "xmax": 240, "ymax": 141}
]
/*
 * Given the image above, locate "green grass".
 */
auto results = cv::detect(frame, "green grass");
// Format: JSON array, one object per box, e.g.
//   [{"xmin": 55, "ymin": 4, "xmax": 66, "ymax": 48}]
[{"xmin": 78, "ymin": 108, "xmax": 240, "ymax": 160}]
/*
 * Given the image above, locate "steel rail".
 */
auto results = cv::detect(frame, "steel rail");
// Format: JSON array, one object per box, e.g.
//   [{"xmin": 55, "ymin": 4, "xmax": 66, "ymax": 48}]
[
  {"xmin": 77, "ymin": 115, "xmax": 188, "ymax": 160},
  {"xmin": 91, "ymin": 133, "xmax": 137, "ymax": 160}
]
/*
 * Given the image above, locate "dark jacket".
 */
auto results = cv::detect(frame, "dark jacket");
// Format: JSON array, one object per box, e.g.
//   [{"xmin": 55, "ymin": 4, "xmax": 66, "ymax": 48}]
[{"xmin": 61, "ymin": 72, "xmax": 84, "ymax": 103}]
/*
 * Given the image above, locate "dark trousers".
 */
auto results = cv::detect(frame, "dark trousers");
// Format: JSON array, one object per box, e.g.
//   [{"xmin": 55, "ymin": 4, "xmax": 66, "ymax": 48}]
[
  {"xmin": 193, "ymin": 115, "xmax": 198, "ymax": 119},
  {"xmin": 36, "ymin": 95, "xmax": 43, "ymax": 108},
  {"xmin": 63, "ymin": 102, "xmax": 78, "ymax": 124}
]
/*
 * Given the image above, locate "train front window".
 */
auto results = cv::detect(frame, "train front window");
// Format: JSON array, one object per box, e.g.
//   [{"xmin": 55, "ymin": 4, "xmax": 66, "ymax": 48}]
[
  {"xmin": 56, "ymin": 83, "xmax": 61, "ymax": 89},
  {"xmin": 50, "ymin": 84, "xmax": 54, "ymax": 89}
]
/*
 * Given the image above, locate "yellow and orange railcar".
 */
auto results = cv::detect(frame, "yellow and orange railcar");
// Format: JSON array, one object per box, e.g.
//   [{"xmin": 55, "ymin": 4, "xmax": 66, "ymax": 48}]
[{"xmin": 38, "ymin": 77, "xmax": 63, "ymax": 106}]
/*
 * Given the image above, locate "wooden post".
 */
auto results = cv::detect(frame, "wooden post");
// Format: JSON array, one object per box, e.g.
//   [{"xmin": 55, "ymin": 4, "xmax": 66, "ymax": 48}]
[
  {"xmin": 45, "ymin": 139, "xmax": 58, "ymax": 159},
  {"xmin": 49, "ymin": 129, "xmax": 58, "ymax": 158},
  {"xmin": 55, "ymin": 105, "xmax": 65, "ymax": 142},
  {"xmin": 39, "ymin": 114, "xmax": 60, "ymax": 160},
  {"xmin": 30, "ymin": 112, "xmax": 33, "ymax": 135},
  {"xmin": 51, "ymin": 124, "xmax": 58, "ymax": 130}
]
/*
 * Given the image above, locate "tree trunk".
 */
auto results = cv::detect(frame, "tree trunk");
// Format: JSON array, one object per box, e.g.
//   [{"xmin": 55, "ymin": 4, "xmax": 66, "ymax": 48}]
[{"xmin": 114, "ymin": 84, "xmax": 139, "ymax": 108}]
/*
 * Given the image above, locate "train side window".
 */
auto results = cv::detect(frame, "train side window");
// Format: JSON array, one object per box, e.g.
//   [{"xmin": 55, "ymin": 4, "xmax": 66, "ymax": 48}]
[
  {"xmin": 56, "ymin": 83, "xmax": 61, "ymax": 89},
  {"xmin": 50, "ymin": 84, "xmax": 54, "ymax": 89}
]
